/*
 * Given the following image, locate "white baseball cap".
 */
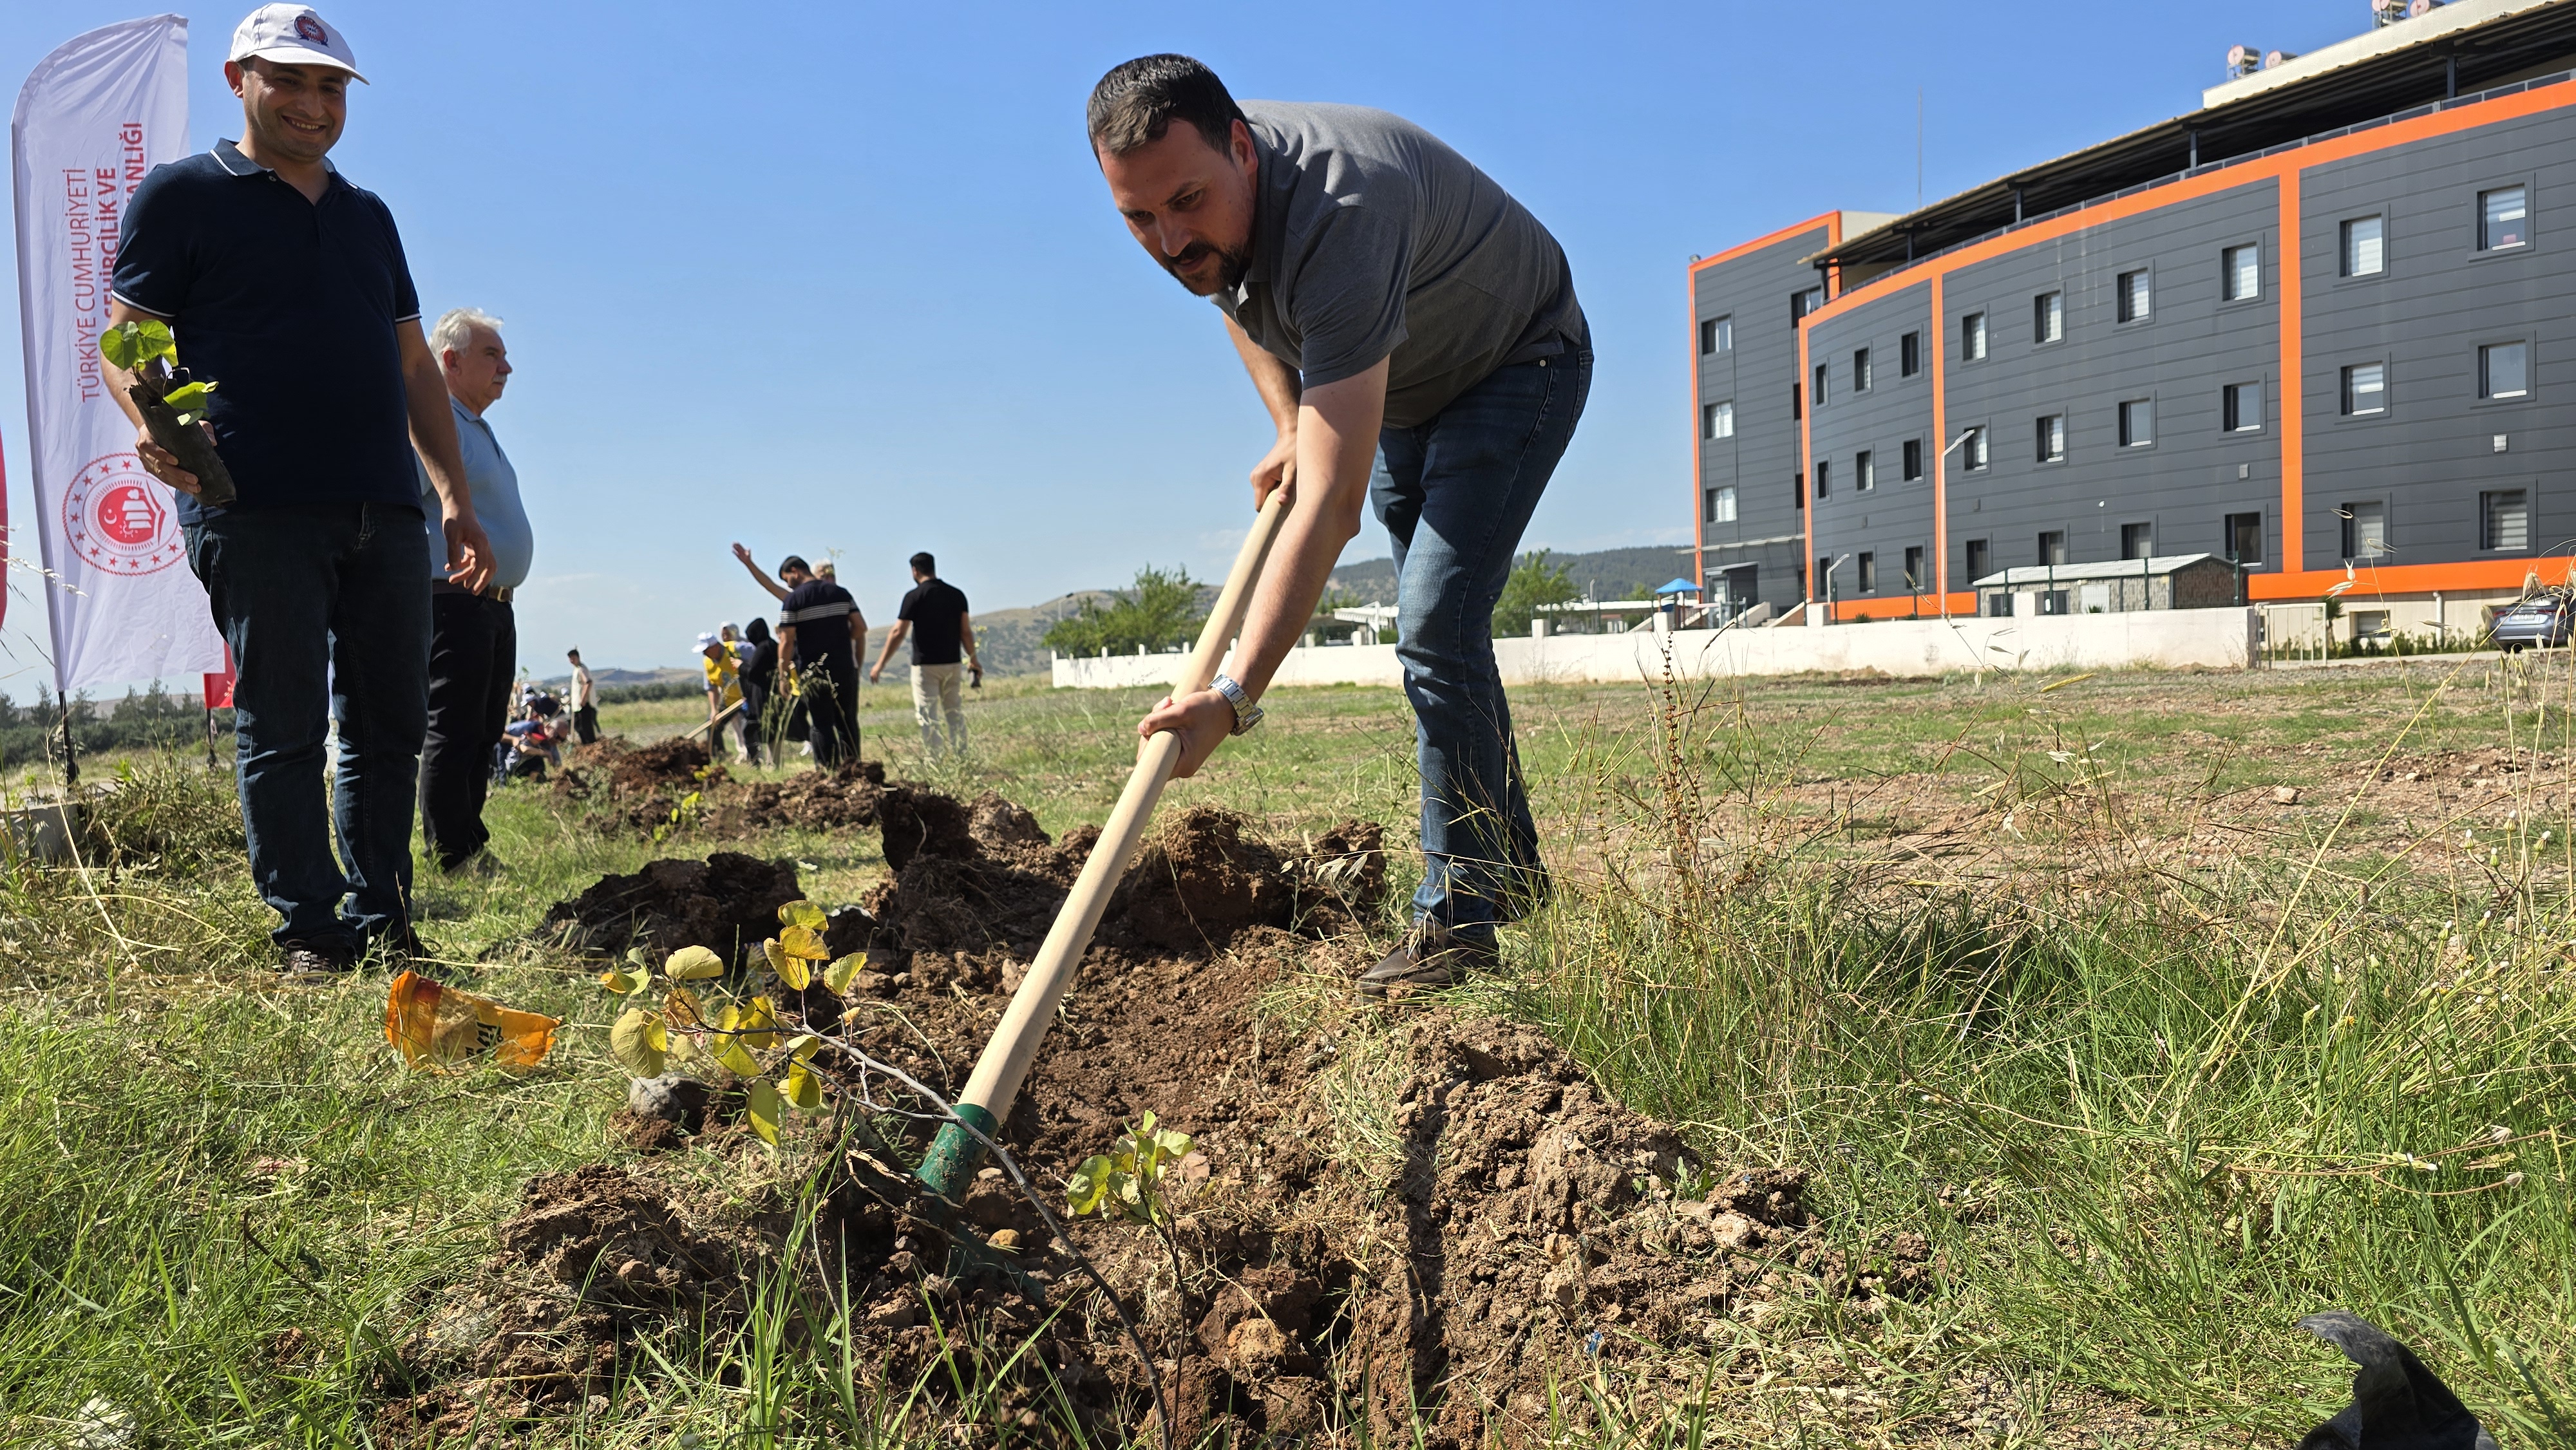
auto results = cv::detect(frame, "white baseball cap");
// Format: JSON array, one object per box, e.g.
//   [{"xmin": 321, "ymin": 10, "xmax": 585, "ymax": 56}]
[{"xmin": 230, "ymin": 5, "xmax": 367, "ymax": 82}]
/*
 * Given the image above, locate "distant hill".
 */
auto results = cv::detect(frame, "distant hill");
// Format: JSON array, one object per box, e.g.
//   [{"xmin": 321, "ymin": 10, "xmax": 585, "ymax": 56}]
[
  {"xmin": 971, "ymin": 590, "xmax": 1117, "ymax": 677},
  {"xmin": 1328, "ymin": 545, "xmax": 1700, "ymax": 605}
]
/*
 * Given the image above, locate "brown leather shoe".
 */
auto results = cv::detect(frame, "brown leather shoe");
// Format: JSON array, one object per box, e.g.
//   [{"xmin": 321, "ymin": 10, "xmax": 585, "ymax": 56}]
[{"xmin": 1357, "ymin": 921, "xmax": 1499, "ymax": 999}]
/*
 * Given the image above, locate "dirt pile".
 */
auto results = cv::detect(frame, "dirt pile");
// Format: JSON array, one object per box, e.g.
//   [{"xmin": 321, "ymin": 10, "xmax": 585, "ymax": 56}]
[
  {"xmin": 714, "ymin": 760, "xmax": 889, "ymax": 836},
  {"xmin": 539, "ymin": 851, "xmax": 800, "ymax": 967},
  {"xmin": 465, "ymin": 789, "xmax": 1895, "ymax": 1444},
  {"xmin": 381, "ymin": 1165, "xmax": 772, "ymax": 1438}
]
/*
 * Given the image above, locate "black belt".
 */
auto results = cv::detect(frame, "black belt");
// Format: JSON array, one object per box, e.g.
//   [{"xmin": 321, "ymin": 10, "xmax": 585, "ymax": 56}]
[{"xmin": 431, "ymin": 581, "xmax": 513, "ymax": 603}]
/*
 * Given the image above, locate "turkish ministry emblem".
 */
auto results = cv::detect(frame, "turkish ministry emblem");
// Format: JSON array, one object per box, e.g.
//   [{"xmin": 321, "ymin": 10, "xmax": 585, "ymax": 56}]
[
  {"xmin": 294, "ymin": 14, "xmax": 329, "ymax": 43},
  {"xmin": 63, "ymin": 454, "xmax": 187, "ymax": 576}
]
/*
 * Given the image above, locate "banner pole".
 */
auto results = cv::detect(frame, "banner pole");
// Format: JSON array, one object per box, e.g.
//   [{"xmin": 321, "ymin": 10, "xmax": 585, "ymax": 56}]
[{"xmin": 59, "ymin": 697, "xmax": 77, "ymax": 790}]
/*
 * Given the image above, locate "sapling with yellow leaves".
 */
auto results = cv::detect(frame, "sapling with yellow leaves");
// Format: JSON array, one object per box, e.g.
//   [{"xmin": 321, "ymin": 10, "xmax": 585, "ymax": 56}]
[{"xmin": 601, "ymin": 899, "xmax": 864, "ymax": 1145}]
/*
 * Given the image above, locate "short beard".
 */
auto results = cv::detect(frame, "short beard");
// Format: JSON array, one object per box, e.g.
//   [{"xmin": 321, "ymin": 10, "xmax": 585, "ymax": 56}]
[{"xmin": 1160, "ymin": 239, "xmax": 1253, "ymax": 296}]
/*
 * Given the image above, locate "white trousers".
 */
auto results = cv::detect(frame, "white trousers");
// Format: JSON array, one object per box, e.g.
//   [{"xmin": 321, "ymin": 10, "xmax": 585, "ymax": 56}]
[{"xmin": 912, "ymin": 663, "xmax": 966, "ymax": 757}]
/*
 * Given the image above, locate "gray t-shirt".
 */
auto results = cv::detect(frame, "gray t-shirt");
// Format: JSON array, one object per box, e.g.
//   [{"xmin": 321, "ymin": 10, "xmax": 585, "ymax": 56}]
[{"xmin": 1215, "ymin": 102, "xmax": 1584, "ymax": 431}]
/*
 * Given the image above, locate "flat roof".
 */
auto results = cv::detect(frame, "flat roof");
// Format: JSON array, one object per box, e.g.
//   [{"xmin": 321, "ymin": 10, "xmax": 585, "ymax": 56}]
[
  {"xmin": 1819, "ymin": 0, "xmax": 2576, "ymax": 272},
  {"xmin": 1971, "ymin": 554, "xmax": 2224, "ymax": 587}
]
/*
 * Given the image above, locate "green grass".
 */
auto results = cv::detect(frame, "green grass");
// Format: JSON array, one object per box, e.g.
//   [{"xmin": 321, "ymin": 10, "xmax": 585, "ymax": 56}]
[{"xmin": 3, "ymin": 656, "xmax": 2573, "ymax": 1445}]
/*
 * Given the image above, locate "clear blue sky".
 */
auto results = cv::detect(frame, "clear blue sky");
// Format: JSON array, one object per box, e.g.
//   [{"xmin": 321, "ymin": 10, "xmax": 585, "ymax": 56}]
[{"xmin": 1, "ymin": 0, "xmax": 2380, "ymax": 692}]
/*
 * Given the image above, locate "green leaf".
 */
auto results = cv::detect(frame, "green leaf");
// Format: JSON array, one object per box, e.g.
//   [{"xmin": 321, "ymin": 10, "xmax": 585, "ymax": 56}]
[
  {"xmin": 99, "ymin": 319, "xmax": 174, "ymax": 372},
  {"xmin": 599, "ymin": 966, "xmax": 646, "ymax": 995},
  {"xmin": 161, "ymin": 380, "xmax": 216, "ymax": 414},
  {"xmin": 821, "ymin": 952, "xmax": 866, "ymax": 994},
  {"xmin": 779, "ymin": 900, "xmax": 828, "ymax": 931},
  {"xmin": 1066, "ymin": 1156, "xmax": 1111, "ymax": 1216},
  {"xmin": 746, "ymin": 1078, "xmax": 782, "ymax": 1145},
  {"xmin": 610, "ymin": 1008, "xmax": 667, "ymax": 1077},
  {"xmin": 665, "ymin": 945, "xmax": 726, "ymax": 981},
  {"xmin": 1154, "ymin": 1127, "xmax": 1194, "ymax": 1160}
]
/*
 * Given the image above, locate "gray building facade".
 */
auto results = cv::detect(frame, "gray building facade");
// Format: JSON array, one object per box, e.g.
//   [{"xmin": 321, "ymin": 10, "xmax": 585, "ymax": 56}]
[{"xmin": 1691, "ymin": 0, "xmax": 2576, "ymax": 634}]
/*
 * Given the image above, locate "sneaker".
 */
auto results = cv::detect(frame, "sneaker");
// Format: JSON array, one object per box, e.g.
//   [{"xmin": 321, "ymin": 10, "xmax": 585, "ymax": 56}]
[
  {"xmin": 1356, "ymin": 921, "xmax": 1499, "ymax": 999},
  {"xmin": 279, "ymin": 939, "xmax": 357, "ymax": 982}
]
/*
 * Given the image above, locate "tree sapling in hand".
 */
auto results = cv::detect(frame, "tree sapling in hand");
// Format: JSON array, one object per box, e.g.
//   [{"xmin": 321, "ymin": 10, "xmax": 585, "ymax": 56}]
[{"xmin": 99, "ymin": 319, "xmax": 236, "ymax": 506}]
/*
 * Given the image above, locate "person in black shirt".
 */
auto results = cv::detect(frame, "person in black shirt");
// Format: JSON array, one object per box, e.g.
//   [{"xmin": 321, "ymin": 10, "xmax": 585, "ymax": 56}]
[
  {"xmin": 773, "ymin": 554, "xmax": 866, "ymax": 768},
  {"xmin": 737, "ymin": 619, "xmax": 780, "ymax": 765},
  {"xmin": 869, "ymin": 551, "xmax": 980, "ymax": 758}
]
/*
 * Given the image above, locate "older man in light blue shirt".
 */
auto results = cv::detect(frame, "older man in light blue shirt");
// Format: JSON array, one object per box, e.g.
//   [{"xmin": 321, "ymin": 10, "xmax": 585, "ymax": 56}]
[{"xmin": 416, "ymin": 307, "xmax": 536, "ymax": 872}]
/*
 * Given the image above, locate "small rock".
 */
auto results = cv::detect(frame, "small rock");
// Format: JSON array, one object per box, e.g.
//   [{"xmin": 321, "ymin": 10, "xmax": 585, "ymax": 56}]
[
  {"xmin": 625, "ymin": 1073, "xmax": 712, "ymax": 1128},
  {"xmin": 1540, "ymin": 1262, "xmax": 1584, "ymax": 1311},
  {"xmin": 989, "ymin": 1229, "xmax": 1021, "ymax": 1250},
  {"xmin": 1710, "ymin": 1210, "xmax": 1765, "ymax": 1252},
  {"xmin": 2273, "ymin": 786, "xmax": 2301, "ymax": 805}
]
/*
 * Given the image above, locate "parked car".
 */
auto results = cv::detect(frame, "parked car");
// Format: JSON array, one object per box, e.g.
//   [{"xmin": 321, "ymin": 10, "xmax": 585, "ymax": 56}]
[{"xmin": 2489, "ymin": 595, "xmax": 2573, "ymax": 652}]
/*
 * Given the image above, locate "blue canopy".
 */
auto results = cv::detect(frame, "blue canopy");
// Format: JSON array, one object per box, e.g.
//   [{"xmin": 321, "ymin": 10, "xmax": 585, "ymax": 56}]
[{"xmin": 1653, "ymin": 578, "xmax": 1701, "ymax": 594}]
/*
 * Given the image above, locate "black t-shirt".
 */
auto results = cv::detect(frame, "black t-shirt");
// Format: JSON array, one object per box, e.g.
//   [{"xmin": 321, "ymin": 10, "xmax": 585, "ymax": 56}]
[
  {"xmin": 780, "ymin": 579, "xmax": 858, "ymax": 668},
  {"xmin": 741, "ymin": 638, "xmax": 779, "ymax": 688},
  {"xmin": 898, "ymin": 579, "xmax": 970, "ymax": 665}
]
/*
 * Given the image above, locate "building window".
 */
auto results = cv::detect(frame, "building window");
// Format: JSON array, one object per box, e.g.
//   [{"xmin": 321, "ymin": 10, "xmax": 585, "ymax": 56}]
[
  {"xmin": 1814, "ymin": 460, "xmax": 1831, "ymax": 498},
  {"xmin": 2038, "ymin": 530, "xmax": 2069, "ymax": 566},
  {"xmin": 1902, "ymin": 438, "xmax": 1924, "ymax": 481},
  {"xmin": 1903, "ymin": 545, "xmax": 1925, "ymax": 591},
  {"xmin": 1857, "ymin": 551, "xmax": 1877, "ymax": 594},
  {"xmin": 2118, "ymin": 398, "xmax": 2155, "ymax": 446},
  {"xmin": 2480, "ymin": 186, "xmax": 2528, "ymax": 251},
  {"xmin": 1794, "ymin": 475, "xmax": 1804, "ymax": 511},
  {"xmin": 1704, "ymin": 400, "xmax": 1735, "ymax": 439},
  {"xmin": 1857, "ymin": 449, "xmax": 1876, "ymax": 491},
  {"xmin": 2223, "ymin": 381, "xmax": 2264, "ymax": 432},
  {"xmin": 2342, "ymin": 362, "xmax": 2387, "ymax": 415},
  {"xmin": 2117, "ymin": 269, "xmax": 2152, "ymax": 322},
  {"xmin": 2119, "ymin": 522, "xmax": 2153, "ymax": 560},
  {"xmin": 2481, "ymin": 342, "xmax": 2530, "ymax": 399},
  {"xmin": 1962, "ymin": 426, "xmax": 1987, "ymax": 471},
  {"xmin": 1792, "ymin": 285, "xmax": 1823, "ymax": 324},
  {"xmin": 2225, "ymin": 512, "xmax": 2264, "ymax": 565},
  {"xmin": 1965, "ymin": 538, "xmax": 1991, "ymax": 580},
  {"xmin": 2340, "ymin": 500, "xmax": 2387, "ymax": 560},
  {"xmin": 2034, "ymin": 291, "xmax": 2063, "ymax": 344},
  {"xmin": 1853, "ymin": 346, "xmax": 1872, "ymax": 392},
  {"xmin": 2223, "ymin": 243, "xmax": 2260, "ymax": 301},
  {"xmin": 1707, "ymin": 485, "xmax": 1738, "ymax": 523},
  {"xmin": 2483, "ymin": 489, "xmax": 2530, "ymax": 551},
  {"xmin": 1700, "ymin": 315, "xmax": 1732, "ymax": 354},
  {"xmin": 1812, "ymin": 362, "xmax": 1829, "ymax": 407},
  {"xmin": 2036, "ymin": 413, "xmax": 2065, "ymax": 462},
  {"xmin": 1962, "ymin": 311, "xmax": 1987, "ymax": 361},
  {"xmin": 1900, "ymin": 331, "xmax": 1922, "ymax": 376},
  {"xmin": 1792, "ymin": 384, "xmax": 1802, "ymax": 419},
  {"xmin": 2342, "ymin": 215, "xmax": 2384, "ymax": 276}
]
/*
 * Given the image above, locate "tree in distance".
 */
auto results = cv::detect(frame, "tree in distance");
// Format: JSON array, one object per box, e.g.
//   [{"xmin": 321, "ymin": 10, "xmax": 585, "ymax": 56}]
[
  {"xmin": 1493, "ymin": 549, "xmax": 1580, "ymax": 636},
  {"xmin": 1043, "ymin": 564, "xmax": 1208, "ymax": 657}
]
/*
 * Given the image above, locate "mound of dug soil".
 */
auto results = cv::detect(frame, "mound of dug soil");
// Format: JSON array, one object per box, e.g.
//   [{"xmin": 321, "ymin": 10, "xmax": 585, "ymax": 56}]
[
  {"xmin": 538, "ymin": 851, "xmax": 800, "ymax": 967},
  {"xmin": 444, "ymin": 790, "xmax": 1923, "ymax": 1445}
]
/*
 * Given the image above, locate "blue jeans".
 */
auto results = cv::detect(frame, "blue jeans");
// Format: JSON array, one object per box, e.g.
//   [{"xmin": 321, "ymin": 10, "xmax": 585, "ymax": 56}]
[
  {"xmin": 184, "ymin": 502, "xmax": 432, "ymax": 951},
  {"xmin": 1372, "ymin": 344, "xmax": 1591, "ymax": 935}
]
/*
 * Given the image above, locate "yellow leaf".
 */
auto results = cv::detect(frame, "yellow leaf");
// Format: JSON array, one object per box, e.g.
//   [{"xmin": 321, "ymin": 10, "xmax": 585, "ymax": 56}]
[
  {"xmin": 779, "ymin": 925, "xmax": 830, "ymax": 961},
  {"xmin": 785, "ymin": 1034, "xmax": 821, "ymax": 1063},
  {"xmin": 738, "ymin": 997, "xmax": 780, "ymax": 1051},
  {"xmin": 786, "ymin": 1062, "xmax": 824, "ymax": 1112},
  {"xmin": 717, "ymin": 1036, "xmax": 761, "ymax": 1079},
  {"xmin": 765, "ymin": 939, "xmax": 810, "ymax": 992},
  {"xmin": 746, "ymin": 1078, "xmax": 783, "ymax": 1144},
  {"xmin": 821, "ymin": 952, "xmax": 866, "ymax": 994},
  {"xmin": 665, "ymin": 945, "xmax": 726, "ymax": 981},
  {"xmin": 610, "ymin": 1007, "xmax": 667, "ymax": 1077},
  {"xmin": 599, "ymin": 966, "xmax": 645, "ymax": 995},
  {"xmin": 663, "ymin": 984, "xmax": 708, "ymax": 1033},
  {"xmin": 778, "ymin": 901, "xmax": 827, "ymax": 931}
]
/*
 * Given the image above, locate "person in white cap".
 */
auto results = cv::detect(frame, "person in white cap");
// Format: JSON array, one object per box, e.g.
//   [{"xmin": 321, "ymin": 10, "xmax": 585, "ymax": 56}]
[{"xmin": 101, "ymin": 5, "xmax": 492, "ymax": 981}]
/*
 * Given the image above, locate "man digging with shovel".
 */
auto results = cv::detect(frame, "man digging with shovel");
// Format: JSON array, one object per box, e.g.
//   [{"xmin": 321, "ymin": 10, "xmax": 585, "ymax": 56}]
[{"xmin": 1089, "ymin": 55, "xmax": 1589, "ymax": 995}]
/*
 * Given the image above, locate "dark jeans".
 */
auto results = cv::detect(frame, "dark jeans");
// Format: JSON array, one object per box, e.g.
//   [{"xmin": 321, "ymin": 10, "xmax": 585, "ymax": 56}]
[
  {"xmin": 739, "ymin": 678, "xmax": 771, "ymax": 765},
  {"xmin": 572, "ymin": 706, "xmax": 599, "ymax": 744},
  {"xmin": 184, "ymin": 502, "xmax": 431, "ymax": 952},
  {"xmin": 800, "ymin": 658, "xmax": 861, "ymax": 768},
  {"xmin": 421, "ymin": 591, "xmax": 514, "ymax": 870},
  {"xmin": 1372, "ymin": 344, "xmax": 1591, "ymax": 935}
]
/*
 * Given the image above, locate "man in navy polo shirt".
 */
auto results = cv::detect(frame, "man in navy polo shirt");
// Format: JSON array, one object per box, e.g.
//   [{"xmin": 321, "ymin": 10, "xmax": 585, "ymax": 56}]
[{"xmin": 101, "ymin": 5, "xmax": 492, "ymax": 978}]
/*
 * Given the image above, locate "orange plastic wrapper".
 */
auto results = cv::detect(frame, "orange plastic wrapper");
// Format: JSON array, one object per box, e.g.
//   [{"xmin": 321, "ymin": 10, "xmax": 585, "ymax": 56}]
[{"xmin": 384, "ymin": 970, "xmax": 560, "ymax": 1071}]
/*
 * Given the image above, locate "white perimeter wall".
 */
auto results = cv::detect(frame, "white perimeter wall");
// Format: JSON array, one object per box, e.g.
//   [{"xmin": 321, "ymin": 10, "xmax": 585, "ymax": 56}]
[{"xmin": 1050, "ymin": 609, "xmax": 2260, "ymax": 690}]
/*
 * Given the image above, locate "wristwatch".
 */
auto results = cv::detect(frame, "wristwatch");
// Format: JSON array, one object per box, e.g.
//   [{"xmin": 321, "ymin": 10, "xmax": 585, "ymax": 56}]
[{"xmin": 1209, "ymin": 673, "xmax": 1264, "ymax": 735}]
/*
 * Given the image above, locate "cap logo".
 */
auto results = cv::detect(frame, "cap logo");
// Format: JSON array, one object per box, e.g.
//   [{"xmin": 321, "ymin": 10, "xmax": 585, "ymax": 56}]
[{"xmin": 293, "ymin": 14, "xmax": 328, "ymax": 43}]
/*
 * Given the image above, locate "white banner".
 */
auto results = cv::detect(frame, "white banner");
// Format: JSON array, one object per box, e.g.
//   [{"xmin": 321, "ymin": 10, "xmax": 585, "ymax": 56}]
[{"xmin": 11, "ymin": 15, "xmax": 223, "ymax": 695}]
